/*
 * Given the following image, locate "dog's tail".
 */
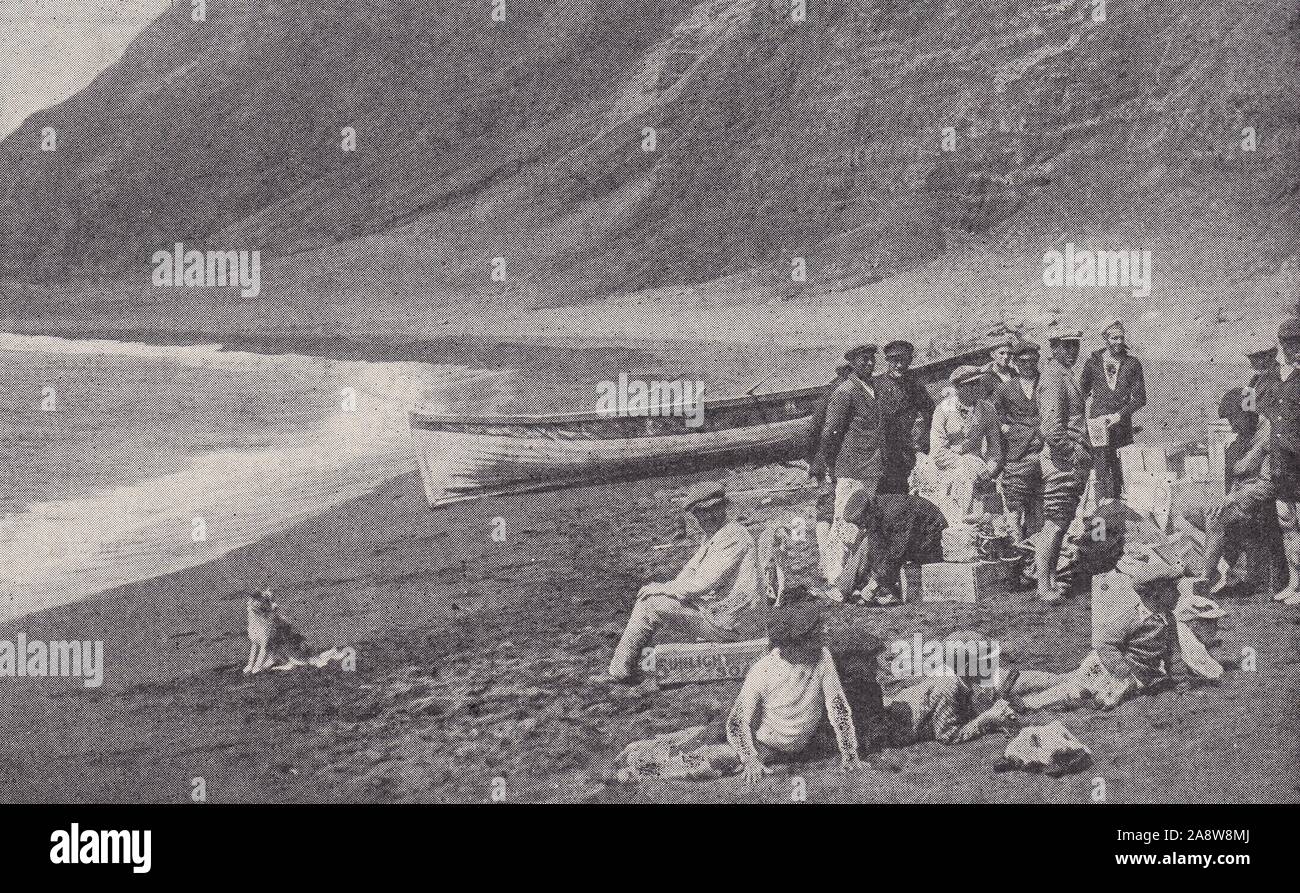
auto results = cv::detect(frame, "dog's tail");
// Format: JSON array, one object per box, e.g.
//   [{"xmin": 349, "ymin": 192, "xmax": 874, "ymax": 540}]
[{"xmin": 310, "ymin": 647, "xmax": 352, "ymax": 668}]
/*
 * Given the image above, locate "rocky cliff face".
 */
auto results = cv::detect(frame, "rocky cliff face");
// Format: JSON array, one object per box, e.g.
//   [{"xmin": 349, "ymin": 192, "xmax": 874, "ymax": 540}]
[{"xmin": 2, "ymin": 0, "xmax": 1297, "ymax": 324}]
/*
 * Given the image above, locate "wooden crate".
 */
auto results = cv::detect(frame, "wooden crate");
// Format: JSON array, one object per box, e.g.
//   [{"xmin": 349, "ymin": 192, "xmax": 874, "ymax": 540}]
[
  {"xmin": 652, "ymin": 638, "xmax": 768, "ymax": 686},
  {"xmin": 1118, "ymin": 443, "xmax": 1171, "ymax": 481},
  {"xmin": 941, "ymin": 525, "xmax": 981, "ymax": 562},
  {"xmin": 900, "ymin": 564, "xmax": 923, "ymax": 603},
  {"xmin": 921, "ymin": 561, "xmax": 1012, "ymax": 603},
  {"xmin": 1125, "ymin": 470, "xmax": 1178, "ymax": 532}
]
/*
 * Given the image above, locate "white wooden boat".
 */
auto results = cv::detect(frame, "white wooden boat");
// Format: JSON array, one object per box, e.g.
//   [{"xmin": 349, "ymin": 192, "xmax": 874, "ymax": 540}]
[{"xmin": 409, "ymin": 347, "xmax": 989, "ymax": 508}]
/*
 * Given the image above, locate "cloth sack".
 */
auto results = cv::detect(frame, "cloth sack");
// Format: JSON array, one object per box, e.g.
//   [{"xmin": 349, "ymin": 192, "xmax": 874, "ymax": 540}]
[{"xmin": 997, "ymin": 720, "xmax": 1094, "ymax": 776}]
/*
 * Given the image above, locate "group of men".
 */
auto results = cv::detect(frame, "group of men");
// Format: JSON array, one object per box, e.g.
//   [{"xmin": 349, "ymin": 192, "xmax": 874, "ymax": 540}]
[
  {"xmin": 808, "ymin": 319, "xmax": 1147, "ymax": 603},
  {"xmin": 605, "ymin": 479, "xmax": 1202, "ymax": 783},
  {"xmin": 596, "ymin": 317, "xmax": 1300, "ymax": 784}
]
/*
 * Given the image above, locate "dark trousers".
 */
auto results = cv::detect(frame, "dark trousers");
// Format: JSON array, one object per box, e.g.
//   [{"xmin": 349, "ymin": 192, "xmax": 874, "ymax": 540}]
[{"xmin": 1091, "ymin": 428, "xmax": 1132, "ymax": 500}]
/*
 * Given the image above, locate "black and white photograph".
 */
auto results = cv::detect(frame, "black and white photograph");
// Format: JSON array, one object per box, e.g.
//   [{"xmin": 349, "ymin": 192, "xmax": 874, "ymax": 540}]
[{"xmin": 0, "ymin": 0, "xmax": 1295, "ymax": 868}]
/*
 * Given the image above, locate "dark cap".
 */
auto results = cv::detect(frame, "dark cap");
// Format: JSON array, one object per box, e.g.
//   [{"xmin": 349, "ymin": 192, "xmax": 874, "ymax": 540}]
[
  {"xmin": 1013, "ymin": 339, "xmax": 1041, "ymax": 357},
  {"xmin": 844, "ymin": 344, "xmax": 878, "ymax": 362},
  {"xmin": 1279, "ymin": 319, "xmax": 1300, "ymax": 342},
  {"xmin": 767, "ymin": 601, "xmax": 823, "ymax": 648},
  {"xmin": 681, "ymin": 481, "xmax": 725, "ymax": 512},
  {"xmin": 1219, "ymin": 387, "xmax": 1250, "ymax": 424},
  {"xmin": 883, "ymin": 339, "xmax": 915, "ymax": 357}
]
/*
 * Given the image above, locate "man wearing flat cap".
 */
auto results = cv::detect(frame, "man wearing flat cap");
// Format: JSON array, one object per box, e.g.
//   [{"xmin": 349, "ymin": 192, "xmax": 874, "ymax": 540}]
[
  {"xmin": 1014, "ymin": 546, "xmax": 1185, "ymax": 711},
  {"xmin": 819, "ymin": 344, "xmax": 903, "ymax": 584},
  {"xmin": 726, "ymin": 599, "xmax": 864, "ymax": 782},
  {"xmin": 927, "ymin": 364, "xmax": 1004, "ymax": 521},
  {"xmin": 977, "ymin": 333, "xmax": 1020, "ymax": 401},
  {"xmin": 991, "ymin": 339, "xmax": 1044, "ymax": 545},
  {"xmin": 877, "ymin": 339, "xmax": 935, "ymax": 495},
  {"xmin": 604, "ymin": 481, "xmax": 764, "ymax": 683},
  {"xmin": 1269, "ymin": 318, "xmax": 1300, "ymax": 604},
  {"xmin": 1079, "ymin": 318, "xmax": 1147, "ymax": 500},
  {"xmin": 1035, "ymin": 323, "xmax": 1092, "ymax": 601},
  {"xmin": 1203, "ymin": 334, "xmax": 1289, "ymax": 598}
]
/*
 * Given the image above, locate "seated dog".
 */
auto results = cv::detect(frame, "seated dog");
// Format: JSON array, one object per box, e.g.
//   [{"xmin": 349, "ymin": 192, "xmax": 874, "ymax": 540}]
[{"xmin": 244, "ymin": 590, "xmax": 349, "ymax": 674}]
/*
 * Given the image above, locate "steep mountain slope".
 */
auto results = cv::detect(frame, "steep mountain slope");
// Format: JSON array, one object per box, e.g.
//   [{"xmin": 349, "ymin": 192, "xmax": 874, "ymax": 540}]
[{"xmin": 1, "ymin": 0, "xmax": 1297, "ymax": 327}]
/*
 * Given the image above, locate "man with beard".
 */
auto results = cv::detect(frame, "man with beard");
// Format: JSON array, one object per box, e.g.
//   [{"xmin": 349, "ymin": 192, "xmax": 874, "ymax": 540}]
[{"xmin": 1079, "ymin": 319, "xmax": 1147, "ymax": 500}]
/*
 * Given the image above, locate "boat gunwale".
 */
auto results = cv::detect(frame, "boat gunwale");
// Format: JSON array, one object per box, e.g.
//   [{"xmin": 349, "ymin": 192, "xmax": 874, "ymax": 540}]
[
  {"xmin": 410, "ymin": 347, "xmax": 989, "ymax": 429},
  {"xmin": 409, "ymin": 383, "xmax": 829, "ymax": 428}
]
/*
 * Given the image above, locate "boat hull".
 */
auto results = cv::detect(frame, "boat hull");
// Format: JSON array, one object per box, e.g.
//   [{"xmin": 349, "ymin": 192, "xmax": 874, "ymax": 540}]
[
  {"xmin": 409, "ymin": 346, "xmax": 988, "ymax": 508},
  {"xmin": 412, "ymin": 415, "xmax": 812, "ymax": 507}
]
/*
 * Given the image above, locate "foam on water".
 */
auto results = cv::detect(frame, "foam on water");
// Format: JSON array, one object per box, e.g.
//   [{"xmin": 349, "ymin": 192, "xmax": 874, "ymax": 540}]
[{"xmin": 0, "ymin": 333, "xmax": 487, "ymax": 622}]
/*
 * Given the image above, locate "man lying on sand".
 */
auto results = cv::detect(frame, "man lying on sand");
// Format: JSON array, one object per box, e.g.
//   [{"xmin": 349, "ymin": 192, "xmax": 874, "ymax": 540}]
[
  {"xmin": 884, "ymin": 632, "xmax": 1020, "ymax": 746},
  {"xmin": 600, "ymin": 481, "xmax": 765, "ymax": 685},
  {"xmin": 1010, "ymin": 548, "xmax": 1185, "ymax": 712}
]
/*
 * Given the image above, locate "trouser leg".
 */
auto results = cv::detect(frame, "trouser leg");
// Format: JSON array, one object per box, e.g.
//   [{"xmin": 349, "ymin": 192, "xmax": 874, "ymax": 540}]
[
  {"xmin": 1276, "ymin": 501, "xmax": 1300, "ymax": 598},
  {"xmin": 609, "ymin": 595, "xmax": 727, "ymax": 679},
  {"xmin": 1091, "ymin": 444, "xmax": 1121, "ymax": 500},
  {"xmin": 826, "ymin": 477, "xmax": 873, "ymax": 584},
  {"xmin": 1036, "ymin": 518, "xmax": 1066, "ymax": 599}
]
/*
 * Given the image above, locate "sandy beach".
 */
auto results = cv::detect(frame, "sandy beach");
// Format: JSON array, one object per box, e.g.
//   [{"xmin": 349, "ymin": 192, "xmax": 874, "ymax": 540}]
[{"xmin": 0, "ymin": 330, "xmax": 1295, "ymax": 804}]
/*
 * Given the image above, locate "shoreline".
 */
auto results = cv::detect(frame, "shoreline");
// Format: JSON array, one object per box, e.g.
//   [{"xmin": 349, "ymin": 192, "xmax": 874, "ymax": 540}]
[{"xmin": 0, "ymin": 325, "xmax": 1291, "ymax": 802}]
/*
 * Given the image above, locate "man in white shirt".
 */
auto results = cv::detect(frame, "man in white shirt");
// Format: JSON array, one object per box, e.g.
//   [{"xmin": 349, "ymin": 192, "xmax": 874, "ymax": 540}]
[
  {"xmin": 603, "ymin": 481, "xmax": 765, "ymax": 683},
  {"xmin": 726, "ymin": 600, "xmax": 864, "ymax": 783}
]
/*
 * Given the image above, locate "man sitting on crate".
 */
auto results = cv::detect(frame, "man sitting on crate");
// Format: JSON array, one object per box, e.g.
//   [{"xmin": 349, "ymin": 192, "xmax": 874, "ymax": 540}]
[
  {"xmin": 1201, "ymin": 385, "xmax": 1285, "ymax": 595},
  {"xmin": 922, "ymin": 365, "xmax": 1005, "ymax": 522},
  {"xmin": 831, "ymin": 487, "xmax": 948, "ymax": 606},
  {"xmin": 601, "ymin": 482, "xmax": 764, "ymax": 685}
]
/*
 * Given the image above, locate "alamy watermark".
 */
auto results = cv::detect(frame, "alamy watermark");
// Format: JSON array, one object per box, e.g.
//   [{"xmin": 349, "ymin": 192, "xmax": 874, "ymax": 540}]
[
  {"xmin": 595, "ymin": 373, "xmax": 706, "ymax": 428},
  {"xmin": 152, "ymin": 241, "xmax": 261, "ymax": 298},
  {"xmin": 889, "ymin": 633, "xmax": 1002, "ymax": 688},
  {"xmin": 0, "ymin": 634, "xmax": 104, "ymax": 687},
  {"xmin": 1042, "ymin": 241, "xmax": 1152, "ymax": 298}
]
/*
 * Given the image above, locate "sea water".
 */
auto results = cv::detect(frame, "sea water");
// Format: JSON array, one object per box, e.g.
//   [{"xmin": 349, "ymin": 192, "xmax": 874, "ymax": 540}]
[{"xmin": 0, "ymin": 333, "xmax": 480, "ymax": 622}]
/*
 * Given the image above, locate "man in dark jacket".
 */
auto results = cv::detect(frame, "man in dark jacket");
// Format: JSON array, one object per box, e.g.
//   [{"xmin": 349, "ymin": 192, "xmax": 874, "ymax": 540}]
[
  {"xmin": 834, "ymin": 489, "xmax": 948, "ymax": 605},
  {"xmin": 876, "ymin": 339, "xmax": 935, "ymax": 494},
  {"xmin": 1079, "ymin": 319, "xmax": 1147, "ymax": 499},
  {"xmin": 991, "ymin": 340, "xmax": 1044, "ymax": 545},
  {"xmin": 806, "ymin": 359, "xmax": 853, "ymax": 579},
  {"xmin": 820, "ymin": 345, "xmax": 903, "ymax": 584}
]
